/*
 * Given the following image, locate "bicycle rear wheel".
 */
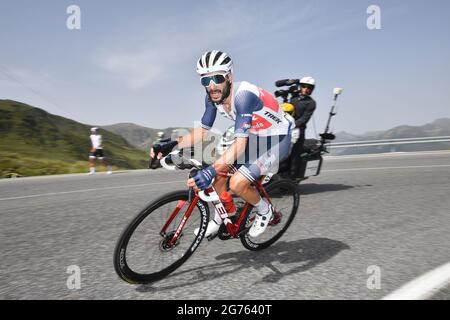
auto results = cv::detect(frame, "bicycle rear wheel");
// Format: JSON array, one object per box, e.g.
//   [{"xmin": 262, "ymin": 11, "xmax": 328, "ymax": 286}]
[
  {"xmin": 113, "ymin": 190, "xmax": 209, "ymax": 284},
  {"xmin": 240, "ymin": 179, "xmax": 299, "ymax": 251}
]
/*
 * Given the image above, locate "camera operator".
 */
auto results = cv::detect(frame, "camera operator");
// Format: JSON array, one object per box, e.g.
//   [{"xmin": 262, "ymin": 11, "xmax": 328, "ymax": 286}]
[{"xmin": 289, "ymin": 76, "xmax": 317, "ymax": 178}]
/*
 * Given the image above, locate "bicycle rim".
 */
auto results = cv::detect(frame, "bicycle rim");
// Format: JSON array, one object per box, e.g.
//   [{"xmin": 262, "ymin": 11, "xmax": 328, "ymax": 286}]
[
  {"xmin": 113, "ymin": 190, "xmax": 209, "ymax": 284},
  {"xmin": 240, "ymin": 180, "xmax": 300, "ymax": 251}
]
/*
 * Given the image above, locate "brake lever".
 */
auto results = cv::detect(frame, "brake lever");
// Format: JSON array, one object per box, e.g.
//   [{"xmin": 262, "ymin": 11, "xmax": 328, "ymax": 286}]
[
  {"xmin": 188, "ymin": 187, "xmax": 195, "ymax": 202},
  {"xmin": 188, "ymin": 169, "xmax": 199, "ymax": 202}
]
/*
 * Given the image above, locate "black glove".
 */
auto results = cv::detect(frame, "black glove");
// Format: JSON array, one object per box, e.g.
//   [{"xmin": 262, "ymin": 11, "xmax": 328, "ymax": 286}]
[{"xmin": 153, "ymin": 139, "xmax": 178, "ymax": 158}]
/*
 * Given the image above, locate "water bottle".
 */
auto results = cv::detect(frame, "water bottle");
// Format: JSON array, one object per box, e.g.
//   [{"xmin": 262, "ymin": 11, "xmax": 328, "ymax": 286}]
[{"xmin": 220, "ymin": 191, "xmax": 236, "ymax": 215}]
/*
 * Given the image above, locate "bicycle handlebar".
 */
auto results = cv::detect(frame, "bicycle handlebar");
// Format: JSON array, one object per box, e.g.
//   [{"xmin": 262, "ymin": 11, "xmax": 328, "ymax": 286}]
[
  {"xmin": 160, "ymin": 151, "xmax": 224, "ymax": 202},
  {"xmin": 160, "ymin": 154, "xmax": 177, "ymax": 170},
  {"xmin": 160, "ymin": 150, "xmax": 203, "ymax": 171}
]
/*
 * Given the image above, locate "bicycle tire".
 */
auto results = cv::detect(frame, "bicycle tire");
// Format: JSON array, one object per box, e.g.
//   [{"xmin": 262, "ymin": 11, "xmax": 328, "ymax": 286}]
[
  {"xmin": 240, "ymin": 179, "xmax": 300, "ymax": 251},
  {"xmin": 113, "ymin": 190, "xmax": 209, "ymax": 284}
]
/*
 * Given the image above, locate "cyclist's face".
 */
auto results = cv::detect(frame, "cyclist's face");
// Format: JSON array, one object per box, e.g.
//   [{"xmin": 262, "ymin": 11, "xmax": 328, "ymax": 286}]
[{"xmin": 204, "ymin": 73, "xmax": 232, "ymax": 103}]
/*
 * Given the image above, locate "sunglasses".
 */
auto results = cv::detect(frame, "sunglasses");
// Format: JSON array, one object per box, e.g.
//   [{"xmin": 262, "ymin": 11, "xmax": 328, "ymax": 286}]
[
  {"xmin": 200, "ymin": 73, "xmax": 228, "ymax": 87},
  {"xmin": 300, "ymin": 84, "xmax": 314, "ymax": 90}
]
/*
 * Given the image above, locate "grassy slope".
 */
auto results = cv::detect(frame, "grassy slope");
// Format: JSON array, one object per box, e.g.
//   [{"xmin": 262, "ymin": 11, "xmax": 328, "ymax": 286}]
[{"xmin": 0, "ymin": 100, "xmax": 147, "ymax": 177}]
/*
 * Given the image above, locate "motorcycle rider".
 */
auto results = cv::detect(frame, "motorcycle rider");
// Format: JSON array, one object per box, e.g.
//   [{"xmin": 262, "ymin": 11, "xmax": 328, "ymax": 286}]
[{"xmin": 288, "ymin": 76, "xmax": 317, "ymax": 179}]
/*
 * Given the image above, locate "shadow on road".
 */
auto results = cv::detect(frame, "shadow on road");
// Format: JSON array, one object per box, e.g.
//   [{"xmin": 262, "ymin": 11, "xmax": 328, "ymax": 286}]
[
  {"xmin": 298, "ymin": 183, "xmax": 368, "ymax": 195},
  {"xmin": 136, "ymin": 237, "xmax": 350, "ymax": 293}
]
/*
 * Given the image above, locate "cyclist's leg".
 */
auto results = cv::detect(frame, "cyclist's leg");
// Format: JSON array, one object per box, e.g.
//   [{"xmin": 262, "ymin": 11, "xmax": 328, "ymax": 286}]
[
  {"xmin": 229, "ymin": 171, "xmax": 260, "ymax": 204},
  {"xmin": 213, "ymin": 171, "xmax": 229, "ymax": 197},
  {"xmin": 230, "ymin": 134, "xmax": 291, "ymax": 236},
  {"xmin": 232, "ymin": 133, "xmax": 292, "ymax": 188},
  {"xmin": 89, "ymin": 152, "xmax": 96, "ymax": 173},
  {"xmin": 211, "ymin": 169, "xmax": 231, "ymax": 222},
  {"xmin": 194, "ymin": 166, "xmax": 232, "ymax": 236}
]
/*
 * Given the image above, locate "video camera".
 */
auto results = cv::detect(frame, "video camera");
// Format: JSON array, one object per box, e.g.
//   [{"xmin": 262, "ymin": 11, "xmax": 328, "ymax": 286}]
[{"xmin": 274, "ymin": 79, "xmax": 301, "ymax": 102}]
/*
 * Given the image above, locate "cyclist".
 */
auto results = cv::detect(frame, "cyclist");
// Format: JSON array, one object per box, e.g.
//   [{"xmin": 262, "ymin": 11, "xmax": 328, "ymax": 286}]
[
  {"xmin": 89, "ymin": 127, "xmax": 112, "ymax": 175},
  {"xmin": 288, "ymin": 77, "xmax": 317, "ymax": 178},
  {"xmin": 151, "ymin": 50, "xmax": 293, "ymax": 238}
]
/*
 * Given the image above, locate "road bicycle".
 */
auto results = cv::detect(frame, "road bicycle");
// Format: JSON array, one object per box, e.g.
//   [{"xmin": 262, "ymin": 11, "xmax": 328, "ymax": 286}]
[{"xmin": 113, "ymin": 150, "xmax": 300, "ymax": 284}]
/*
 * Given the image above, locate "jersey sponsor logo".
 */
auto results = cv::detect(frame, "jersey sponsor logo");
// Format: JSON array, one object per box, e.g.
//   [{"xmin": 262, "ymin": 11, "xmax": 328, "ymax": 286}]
[
  {"xmin": 263, "ymin": 111, "xmax": 282, "ymax": 124},
  {"xmin": 250, "ymin": 114, "xmax": 272, "ymax": 131}
]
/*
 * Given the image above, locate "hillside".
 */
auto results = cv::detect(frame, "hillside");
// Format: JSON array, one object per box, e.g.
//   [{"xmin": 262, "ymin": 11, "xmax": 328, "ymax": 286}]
[
  {"xmin": 335, "ymin": 118, "xmax": 450, "ymax": 142},
  {"xmin": 0, "ymin": 100, "xmax": 148, "ymax": 177},
  {"xmin": 103, "ymin": 123, "xmax": 223, "ymax": 158},
  {"xmin": 332, "ymin": 118, "xmax": 450, "ymax": 155},
  {"xmin": 103, "ymin": 123, "xmax": 190, "ymax": 151}
]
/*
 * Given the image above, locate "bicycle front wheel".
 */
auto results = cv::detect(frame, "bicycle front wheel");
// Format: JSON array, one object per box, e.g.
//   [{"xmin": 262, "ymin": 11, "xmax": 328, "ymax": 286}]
[
  {"xmin": 240, "ymin": 179, "xmax": 300, "ymax": 251},
  {"xmin": 113, "ymin": 190, "xmax": 210, "ymax": 284}
]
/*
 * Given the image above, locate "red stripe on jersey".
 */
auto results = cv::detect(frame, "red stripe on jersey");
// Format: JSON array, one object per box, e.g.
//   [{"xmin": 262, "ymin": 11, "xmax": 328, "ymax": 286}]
[{"xmin": 258, "ymin": 88, "xmax": 279, "ymax": 112}]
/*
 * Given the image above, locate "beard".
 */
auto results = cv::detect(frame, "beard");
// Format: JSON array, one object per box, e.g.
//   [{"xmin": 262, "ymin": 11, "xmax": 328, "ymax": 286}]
[{"xmin": 208, "ymin": 88, "xmax": 223, "ymax": 102}]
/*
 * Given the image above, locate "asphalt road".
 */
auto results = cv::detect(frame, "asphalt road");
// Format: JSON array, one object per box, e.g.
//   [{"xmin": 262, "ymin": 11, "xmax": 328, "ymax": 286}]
[{"xmin": 1, "ymin": 151, "xmax": 449, "ymax": 300}]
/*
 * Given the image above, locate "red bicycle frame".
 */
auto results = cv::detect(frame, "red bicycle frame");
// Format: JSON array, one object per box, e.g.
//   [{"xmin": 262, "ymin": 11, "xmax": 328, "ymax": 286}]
[{"xmin": 161, "ymin": 172, "xmax": 275, "ymax": 246}]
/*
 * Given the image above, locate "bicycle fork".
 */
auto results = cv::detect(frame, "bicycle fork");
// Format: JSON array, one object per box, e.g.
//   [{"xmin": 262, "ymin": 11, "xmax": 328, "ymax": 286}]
[{"xmin": 161, "ymin": 196, "xmax": 199, "ymax": 247}]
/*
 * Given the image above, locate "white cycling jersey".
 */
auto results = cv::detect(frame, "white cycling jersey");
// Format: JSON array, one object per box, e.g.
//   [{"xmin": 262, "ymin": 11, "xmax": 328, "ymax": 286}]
[
  {"xmin": 201, "ymin": 81, "xmax": 293, "ymax": 137},
  {"xmin": 90, "ymin": 134, "xmax": 103, "ymax": 149}
]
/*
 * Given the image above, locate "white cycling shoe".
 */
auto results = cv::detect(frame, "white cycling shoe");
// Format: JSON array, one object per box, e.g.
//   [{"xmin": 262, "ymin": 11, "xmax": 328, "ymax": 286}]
[
  {"xmin": 248, "ymin": 205, "xmax": 273, "ymax": 238},
  {"xmin": 194, "ymin": 220, "xmax": 220, "ymax": 238}
]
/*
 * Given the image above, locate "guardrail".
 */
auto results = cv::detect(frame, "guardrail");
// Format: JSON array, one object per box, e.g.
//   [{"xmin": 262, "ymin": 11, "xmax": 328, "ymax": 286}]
[{"xmin": 328, "ymin": 136, "xmax": 450, "ymax": 149}]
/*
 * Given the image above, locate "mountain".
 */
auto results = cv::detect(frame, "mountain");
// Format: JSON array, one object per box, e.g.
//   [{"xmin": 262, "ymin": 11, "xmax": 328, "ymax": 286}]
[
  {"xmin": 0, "ymin": 100, "xmax": 147, "ymax": 177},
  {"xmin": 104, "ymin": 117, "xmax": 450, "ymax": 157},
  {"xmin": 335, "ymin": 118, "xmax": 450, "ymax": 142},
  {"xmin": 332, "ymin": 118, "xmax": 450, "ymax": 155},
  {"xmin": 103, "ymin": 123, "xmax": 223, "ymax": 155},
  {"xmin": 103, "ymin": 123, "xmax": 190, "ymax": 151}
]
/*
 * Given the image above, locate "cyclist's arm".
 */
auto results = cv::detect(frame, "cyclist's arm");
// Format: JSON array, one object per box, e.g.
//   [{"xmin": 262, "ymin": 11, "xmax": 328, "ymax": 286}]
[
  {"xmin": 213, "ymin": 137, "xmax": 247, "ymax": 172},
  {"xmin": 213, "ymin": 90, "xmax": 261, "ymax": 171},
  {"xmin": 294, "ymin": 99, "xmax": 316, "ymax": 129},
  {"xmin": 151, "ymin": 96, "xmax": 216, "ymax": 156},
  {"xmin": 178, "ymin": 96, "xmax": 217, "ymax": 148},
  {"xmin": 90, "ymin": 135, "xmax": 96, "ymax": 152},
  {"xmin": 176, "ymin": 127, "xmax": 208, "ymax": 148}
]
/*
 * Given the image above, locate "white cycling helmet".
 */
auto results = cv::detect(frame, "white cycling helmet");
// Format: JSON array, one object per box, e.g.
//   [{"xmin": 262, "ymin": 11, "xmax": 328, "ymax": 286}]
[
  {"xmin": 300, "ymin": 76, "xmax": 316, "ymax": 86},
  {"xmin": 196, "ymin": 50, "xmax": 233, "ymax": 75},
  {"xmin": 90, "ymin": 127, "xmax": 98, "ymax": 133}
]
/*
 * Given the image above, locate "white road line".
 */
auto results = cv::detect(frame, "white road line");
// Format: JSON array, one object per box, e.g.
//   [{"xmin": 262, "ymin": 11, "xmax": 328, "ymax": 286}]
[
  {"xmin": 323, "ymin": 164, "xmax": 450, "ymax": 173},
  {"xmin": 382, "ymin": 262, "xmax": 450, "ymax": 300},
  {"xmin": 0, "ymin": 168, "xmax": 168, "ymax": 183},
  {"xmin": 0, "ymin": 180, "xmax": 185, "ymax": 201}
]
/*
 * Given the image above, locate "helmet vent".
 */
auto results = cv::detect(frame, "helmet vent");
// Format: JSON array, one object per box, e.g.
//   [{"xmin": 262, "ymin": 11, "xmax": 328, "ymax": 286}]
[
  {"xmin": 205, "ymin": 51, "xmax": 212, "ymax": 67},
  {"xmin": 221, "ymin": 56, "xmax": 231, "ymax": 65},
  {"xmin": 213, "ymin": 51, "xmax": 223, "ymax": 65}
]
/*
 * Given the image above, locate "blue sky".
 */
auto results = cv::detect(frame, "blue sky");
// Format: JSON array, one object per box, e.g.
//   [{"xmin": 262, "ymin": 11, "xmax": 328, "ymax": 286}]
[{"xmin": 0, "ymin": 0, "xmax": 449, "ymax": 136}]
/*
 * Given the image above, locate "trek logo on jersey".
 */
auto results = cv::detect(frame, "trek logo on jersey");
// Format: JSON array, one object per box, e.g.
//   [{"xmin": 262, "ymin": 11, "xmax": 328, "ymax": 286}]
[{"xmin": 264, "ymin": 111, "xmax": 282, "ymax": 124}]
